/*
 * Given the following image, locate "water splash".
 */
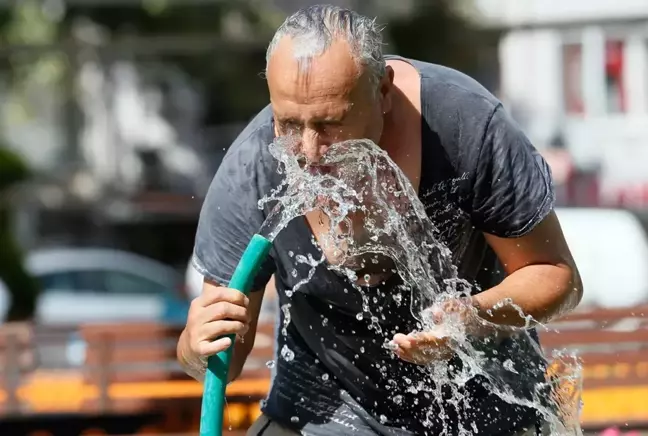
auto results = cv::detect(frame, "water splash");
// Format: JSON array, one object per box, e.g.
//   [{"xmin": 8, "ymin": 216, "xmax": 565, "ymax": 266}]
[{"xmin": 259, "ymin": 137, "xmax": 583, "ymax": 435}]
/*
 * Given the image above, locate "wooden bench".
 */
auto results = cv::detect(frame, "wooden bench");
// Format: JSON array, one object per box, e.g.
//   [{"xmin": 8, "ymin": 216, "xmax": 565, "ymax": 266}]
[
  {"xmin": 540, "ymin": 305, "xmax": 648, "ymax": 389},
  {"xmin": 79, "ymin": 322, "xmax": 186, "ymax": 413},
  {"xmin": 81, "ymin": 323, "xmax": 184, "ymax": 383},
  {"xmin": 0, "ymin": 323, "xmax": 36, "ymax": 414}
]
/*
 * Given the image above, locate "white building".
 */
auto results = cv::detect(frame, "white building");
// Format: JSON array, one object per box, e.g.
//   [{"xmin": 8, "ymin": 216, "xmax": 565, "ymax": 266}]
[{"xmin": 475, "ymin": 0, "xmax": 648, "ymax": 208}]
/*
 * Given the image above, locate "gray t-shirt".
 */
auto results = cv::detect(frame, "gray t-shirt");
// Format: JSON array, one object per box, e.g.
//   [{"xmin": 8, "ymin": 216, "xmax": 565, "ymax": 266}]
[{"xmin": 193, "ymin": 56, "xmax": 554, "ymax": 435}]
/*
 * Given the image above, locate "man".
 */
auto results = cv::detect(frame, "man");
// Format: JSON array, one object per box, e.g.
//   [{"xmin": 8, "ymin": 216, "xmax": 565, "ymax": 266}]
[{"xmin": 177, "ymin": 5, "xmax": 582, "ymax": 435}]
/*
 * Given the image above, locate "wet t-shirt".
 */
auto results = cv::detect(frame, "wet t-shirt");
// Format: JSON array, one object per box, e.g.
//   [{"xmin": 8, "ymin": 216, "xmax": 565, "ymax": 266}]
[{"xmin": 193, "ymin": 56, "xmax": 555, "ymax": 435}]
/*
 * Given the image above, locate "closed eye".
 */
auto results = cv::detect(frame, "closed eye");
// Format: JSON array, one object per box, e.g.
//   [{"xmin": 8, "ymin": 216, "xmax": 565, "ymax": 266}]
[
  {"xmin": 312, "ymin": 120, "xmax": 343, "ymax": 132},
  {"xmin": 278, "ymin": 119, "xmax": 302, "ymax": 133}
]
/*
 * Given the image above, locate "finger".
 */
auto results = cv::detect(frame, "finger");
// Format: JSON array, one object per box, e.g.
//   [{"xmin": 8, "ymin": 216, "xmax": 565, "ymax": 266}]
[
  {"xmin": 200, "ymin": 287, "xmax": 250, "ymax": 308},
  {"xmin": 394, "ymin": 348, "xmax": 414, "ymax": 363},
  {"xmin": 407, "ymin": 331, "xmax": 443, "ymax": 348},
  {"xmin": 422, "ymin": 306, "xmax": 445, "ymax": 324},
  {"xmin": 395, "ymin": 349, "xmax": 418, "ymax": 364},
  {"xmin": 393, "ymin": 332, "xmax": 445, "ymax": 358},
  {"xmin": 393, "ymin": 344, "xmax": 429, "ymax": 365},
  {"xmin": 394, "ymin": 332, "xmax": 438, "ymax": 350},
  {"xmin": 200, "ymin": 301, "xmax": 249, "ymax": 324},
  {"xmin": 196, "ymin": 336, "xmax": 232, "ymax": 357},
  {"xmin": 392, "ymin": 333, "xmax": 413, "ymax": 351},
  {"xmin": 200, "ymin": 319, "xmax": 248, "ymax": 341}
]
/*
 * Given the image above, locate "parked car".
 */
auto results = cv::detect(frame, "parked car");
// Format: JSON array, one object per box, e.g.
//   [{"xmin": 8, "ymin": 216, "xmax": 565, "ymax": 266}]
[
  {"xmin": 0, "ymin": 247, "xmax": 190, "ymax": 325},
  {"xmin": 556, "ymin": 207, "xmax": 648, "ymax": 309}
]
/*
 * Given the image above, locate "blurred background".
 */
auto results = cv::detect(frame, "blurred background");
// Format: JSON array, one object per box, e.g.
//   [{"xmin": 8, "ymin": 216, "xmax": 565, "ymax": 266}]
[{"xmin": 0, "ymin": 0, "xmax": 647, "ymax": 435}]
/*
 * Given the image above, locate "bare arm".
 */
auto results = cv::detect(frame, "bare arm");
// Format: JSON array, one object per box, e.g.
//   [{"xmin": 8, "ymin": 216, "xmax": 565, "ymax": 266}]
[
  {"xmin": 226, "ymin": 284, "xmax": 265, "ymax": 382},
  {"xmin": 473, "ymin": 211, "xmax": 583, "ymax": 327},
  {"xmin": 177, "ymin": 279, "xmax": 265, "ymax": 383}
]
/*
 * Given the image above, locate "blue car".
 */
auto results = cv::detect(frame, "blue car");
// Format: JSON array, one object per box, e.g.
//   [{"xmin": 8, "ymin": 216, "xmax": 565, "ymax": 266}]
[{"xmin": 0, "ymin": 247, "xmax": 190, "ymax": 325}]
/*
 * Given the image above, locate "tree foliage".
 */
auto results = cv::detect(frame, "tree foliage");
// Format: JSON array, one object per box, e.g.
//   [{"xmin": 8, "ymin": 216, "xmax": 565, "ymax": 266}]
[
  {"xmin": 387, "ymin": 0, "xmax": 501, "ymax": 90},
  {"xmin": 0, "ymin": 146, "xmax": 39, "ymax": 322}
]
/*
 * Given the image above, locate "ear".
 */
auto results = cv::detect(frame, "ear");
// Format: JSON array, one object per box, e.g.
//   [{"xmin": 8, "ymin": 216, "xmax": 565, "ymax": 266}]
[{"xmin": 379, "ymin": 66, "xmax": 395, "ymax": 115}]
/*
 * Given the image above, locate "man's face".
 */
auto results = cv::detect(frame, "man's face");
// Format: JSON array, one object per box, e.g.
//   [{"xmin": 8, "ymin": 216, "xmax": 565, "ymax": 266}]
[
  {"xmin": 266, "ymin": 37, "xmax": 391, "ymax": 166},
  {"xmin": 266, "ymin": 38, "xmax": 396, "ymax": 277}
]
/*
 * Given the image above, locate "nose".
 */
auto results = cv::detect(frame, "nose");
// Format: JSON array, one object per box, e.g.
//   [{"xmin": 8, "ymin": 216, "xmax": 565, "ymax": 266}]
[{"xmin": 301, "ymin": 128, "xmax": 328, "ymax": 164}]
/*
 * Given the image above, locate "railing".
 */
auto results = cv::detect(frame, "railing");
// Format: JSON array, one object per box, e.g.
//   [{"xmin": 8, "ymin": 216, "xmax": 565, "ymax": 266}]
[
  {"xmin": 0, "ymin": 321, "xmax": 275, "ymax": 433},
  {"xmin": 540, "ymin": 305, "xmax": 648, "ymax": 428},
  {"xmin": 542, "ymin": 305, "xmax": 648, "ymax": 386},
  {"xmin": 0, "ymin": 305, "xmax": 646, "ymax": 432}
]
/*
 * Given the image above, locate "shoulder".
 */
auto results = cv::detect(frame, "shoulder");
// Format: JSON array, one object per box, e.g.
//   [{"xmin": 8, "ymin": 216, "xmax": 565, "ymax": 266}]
[
  {"xmin": 216, "ymin": 105, "xmax": 278, "ymax": 190},
  {"xmin": 408, "ymin": 59, "xmax": 508, "ymax": 176},
  {"xmin": 415, "ymin": 60, "xmax": 501, "ymax": 132},
  {"xmin": 194, "ymin": 105, "xmax": 277, "ymax": 287},
  {"xmin": 201, "ymin": 105, "xmax": 278, "ymax": 213},
  {"xmin": 221, "ymin": 105, "xmax": 275, "ymax": 167},
  {"xmin": 414, "ymin": 60, "xmax": 499, "ymax": 106}
]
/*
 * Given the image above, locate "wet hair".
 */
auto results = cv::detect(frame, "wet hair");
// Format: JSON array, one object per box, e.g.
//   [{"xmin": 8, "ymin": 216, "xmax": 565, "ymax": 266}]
[{"xmin": 266, "ymin": 4, "xmax": 386, "ymax": 89}]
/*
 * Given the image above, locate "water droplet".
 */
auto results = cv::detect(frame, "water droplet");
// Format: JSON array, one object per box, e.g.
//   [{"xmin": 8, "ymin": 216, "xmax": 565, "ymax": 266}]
[
  {"xmin": 291, "ymin": 416, "xmax": 299, "ymax": 423},
  {"xmin": 253, "ymin": 137, "xmax": 582, "ymax": 431},
  {"xmin": 265, "ymin": 360, "xmax": 276, "ymax": 369},
  {"xmin": 322, "ymin": 373, "xmax": 329, "ymax": 381},
  {"xmin": 503, "ymin": 359, "xmax": 518, "ymax": 374},
  {"xmin": 384, "ymin": 341, "xmax": 398, "ymax": 351},
  {"xmin": 281, "ymin": 345, "xmax": 294, "ymax": 362}
]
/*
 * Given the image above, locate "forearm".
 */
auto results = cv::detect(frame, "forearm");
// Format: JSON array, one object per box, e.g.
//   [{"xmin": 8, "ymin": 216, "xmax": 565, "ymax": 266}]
[
  {"xmin": 227, "ymin": 341, "xmax": 253, "ymax": 382},
  {"xmin": 177, "ymin": 328, "xmax": 207, "ymax": 382},
  {"xmin": 472, "ymin": 263, "xmax": 582, "ymax": 328}
]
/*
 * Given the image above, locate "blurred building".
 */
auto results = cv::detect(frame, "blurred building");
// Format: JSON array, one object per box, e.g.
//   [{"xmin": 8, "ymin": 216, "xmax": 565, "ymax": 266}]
[
  {"xmin": 476, "ymin": 0, "xmax": 648, "ymax": 209},
  {"xmin": 0, "ymin": 1, "xmax": 266, "ymax": 267},
  {"xmin": 0, "ymin": 0, "xmax": 423, "ymax": 267}
]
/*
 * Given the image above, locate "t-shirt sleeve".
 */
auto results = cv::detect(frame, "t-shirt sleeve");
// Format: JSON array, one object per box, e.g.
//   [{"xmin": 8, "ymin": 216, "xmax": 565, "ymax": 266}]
[
  {"xmin": 470, "ymin": 104, "xmax": 555, "ymax": 237},
  {"xmin": 191, "ymin": 125, "xmax": 276, "ymax": 291}
]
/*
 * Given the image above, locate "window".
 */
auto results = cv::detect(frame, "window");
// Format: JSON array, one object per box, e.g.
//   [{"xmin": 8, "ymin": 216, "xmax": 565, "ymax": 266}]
[
  {"xmin": 73, "ymin": 270, "xmax": 109, "ymax": 292},
  {"xmin": 562, "ymin": 43, "xmax": 584, "ymax": 114},
  {"xmin": 605, "ymin": 40, "xmax": 626, "ymax": 113},
  {"xmin": 103, "ymin": 271, "xmax": 171, "ymax": 296},
  {"xmin": 39, "ymin": 270, "xmax": 107, "ymax": 292},
  {"xmin": 39, "ymin": 272, "xmax": 76, "ymax": 292},
  {"xmin": 38, "ymin": 269, "xmax": 171, "ymax": 297}
]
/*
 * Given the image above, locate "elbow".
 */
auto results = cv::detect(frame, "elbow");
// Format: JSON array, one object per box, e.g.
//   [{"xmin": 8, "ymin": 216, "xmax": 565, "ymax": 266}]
[
  {"xmin": 559, "ymin": 262, "xmax": 583, "ymax": 317},
  {"xmin": 572, "ymin": 268, "xmax": 584, "ymax": 307}
]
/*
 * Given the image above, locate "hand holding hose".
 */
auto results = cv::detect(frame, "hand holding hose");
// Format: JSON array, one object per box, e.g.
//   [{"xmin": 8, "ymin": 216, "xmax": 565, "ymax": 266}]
[{"xmin": 180, "ymin": 285, "xmax": 251, "ymax": 381}]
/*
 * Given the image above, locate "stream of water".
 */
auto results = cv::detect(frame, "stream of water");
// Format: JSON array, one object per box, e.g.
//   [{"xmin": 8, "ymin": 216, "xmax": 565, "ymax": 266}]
[{"xmin": 258, "ymin": 137, "xmax": 583, "ymax": 435}]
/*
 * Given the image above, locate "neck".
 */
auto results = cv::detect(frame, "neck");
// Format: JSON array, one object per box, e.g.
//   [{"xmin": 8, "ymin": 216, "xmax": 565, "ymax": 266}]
[
  {"xmin": 376, "ymin": 82, "xmax": 423, "ymax": 193},
  {"xmin": 379, "ymin": 90, "xmax": 407, "ymax": 150}
]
